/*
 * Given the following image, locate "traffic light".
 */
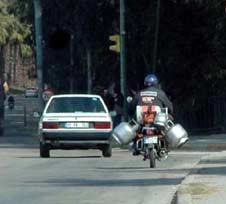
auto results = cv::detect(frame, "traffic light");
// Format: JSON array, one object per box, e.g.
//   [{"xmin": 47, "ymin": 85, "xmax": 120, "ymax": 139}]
[{"xmin": 109, "ymin": 35, "xmax": 120, "ymax": 53}]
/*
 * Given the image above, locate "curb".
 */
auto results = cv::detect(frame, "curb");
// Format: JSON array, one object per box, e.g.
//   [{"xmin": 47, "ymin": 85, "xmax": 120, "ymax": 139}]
[
  {"xmin": 173, "ymin": 151, "xmax": 226, "ymax": 204},
  {"xmin": 172, "ymin": 154, "xmax": 206, "ymax": 204},
  {"xmin": 174, "ymin": 191, "xmax": 192, "ymax": 204}
]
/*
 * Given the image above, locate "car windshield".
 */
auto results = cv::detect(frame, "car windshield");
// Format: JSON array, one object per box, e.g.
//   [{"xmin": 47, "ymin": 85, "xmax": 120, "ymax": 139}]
[
  {"xmin": 27, "ymin": 87, "xmax": 37, "ymax": 91},
  {"xmin": 46, "ymin": 97, "xmax": 106, "ymax": 113}
]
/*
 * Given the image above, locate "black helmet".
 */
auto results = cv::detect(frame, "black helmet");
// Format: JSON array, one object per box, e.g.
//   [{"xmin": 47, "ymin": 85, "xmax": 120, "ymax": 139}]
[{"xmin": 144, "ymin": 74, "xmax": 158, "ymax": 87}]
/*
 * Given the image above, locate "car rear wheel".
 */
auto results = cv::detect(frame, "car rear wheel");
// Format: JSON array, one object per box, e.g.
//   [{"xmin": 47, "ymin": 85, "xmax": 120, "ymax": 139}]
[
  {"xmin": 102, "ymin": 144, "xmax": 112, "ymax": 157},
  {"xmin": 40, "ymin": 142, "xmax": 50, "ymax": 158}
]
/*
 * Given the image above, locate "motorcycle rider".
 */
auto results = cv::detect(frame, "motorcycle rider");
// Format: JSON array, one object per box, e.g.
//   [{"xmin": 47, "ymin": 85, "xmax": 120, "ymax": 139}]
[
  {"xmin": 128, "ymin": 74, "xmax": 173, "ymax": 155},
  {"xmin": 8, "ymin": 95, "xmax": 15, "ymax": 110}
]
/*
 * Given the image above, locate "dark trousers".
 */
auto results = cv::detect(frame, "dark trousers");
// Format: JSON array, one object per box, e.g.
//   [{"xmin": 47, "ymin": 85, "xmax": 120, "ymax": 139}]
[{"xmin": 113, "ymin": 115, "xmax": 122, "ymax": 128}]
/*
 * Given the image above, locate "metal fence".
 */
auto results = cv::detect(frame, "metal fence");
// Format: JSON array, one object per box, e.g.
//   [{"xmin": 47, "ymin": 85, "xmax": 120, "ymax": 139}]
[{"xmin": 175, "ymin": 96, "xmax": 226, "ymax": 134}]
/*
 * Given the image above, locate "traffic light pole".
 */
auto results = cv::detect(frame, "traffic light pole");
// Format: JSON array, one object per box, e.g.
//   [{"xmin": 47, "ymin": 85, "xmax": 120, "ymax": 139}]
[
  {"xmin": 152, "ymin": 0, "xmax": 161, "ymax": 73},
  {"xmin": 34, "ymin": 0, "xmax": 44, "ymax": 111},
  {"xmin": 120, "ymin": 0, "xmax": 128, "ymax": 121}
]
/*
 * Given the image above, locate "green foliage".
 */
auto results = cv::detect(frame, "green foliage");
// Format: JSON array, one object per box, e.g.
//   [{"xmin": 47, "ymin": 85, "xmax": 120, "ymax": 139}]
[
  {"xmin": 99, "ymin": 0, "xmax": 226, "ymax": 104},
  {"xmin": 9, "ymin": 86, "xmax": 25, "ymax": 94},
  {"xmin": 20, "ymin": 43, "xmax": 32, "ymax": 58},
  {"xmin": 0, "ymin": 0, "xmax": 32, "ymax": 45},
  {"xmin": 2, "ymin": 0, "xmax": 226, "ymax": 106}
]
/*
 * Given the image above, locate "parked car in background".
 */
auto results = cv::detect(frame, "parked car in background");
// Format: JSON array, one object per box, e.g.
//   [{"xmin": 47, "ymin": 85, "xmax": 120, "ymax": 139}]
[
  {"xmin": 38, "ymin": 94, "xmax": 113, "ymax": 158},
  {"xmin": 25, "ymin": 87, "xmax": 38, "ymax": 97}
]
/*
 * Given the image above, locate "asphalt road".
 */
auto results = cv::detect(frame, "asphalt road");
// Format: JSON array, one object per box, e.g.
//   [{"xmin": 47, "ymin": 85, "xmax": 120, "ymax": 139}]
[
  {"xmin": 0, "ymin": 94, "xmax": 216, "ymax": 204},
  {"xmin": 0, "ymin": 146, "xmax": 206, "ymax": 204}
]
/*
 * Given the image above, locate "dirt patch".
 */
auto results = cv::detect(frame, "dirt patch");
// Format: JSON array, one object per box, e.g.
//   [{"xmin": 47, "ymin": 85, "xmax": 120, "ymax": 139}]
[
  {"xmin": 179, "ymin": 183, "xmax": 218, "ymax": 195},
  {"xmin": 207, "ymin": 144, "xmax": 226, "ymax": 151}
]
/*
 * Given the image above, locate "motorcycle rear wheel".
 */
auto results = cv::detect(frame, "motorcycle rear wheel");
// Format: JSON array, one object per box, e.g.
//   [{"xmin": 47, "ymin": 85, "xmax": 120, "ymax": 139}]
[{"xmin": 149, "ymin": 148, "xmax": 156, "ymax": 168}]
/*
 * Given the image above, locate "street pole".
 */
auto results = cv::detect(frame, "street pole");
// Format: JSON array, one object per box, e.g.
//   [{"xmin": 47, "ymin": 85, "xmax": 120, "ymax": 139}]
[
  {"xmin": 33, "ymin": 0, "xmax": 44, "ymax": 110},
  {"xmin": 120, "ymin": 0, "xmax": 128, "ymax": 121},
  {"xmin": 152, "ymin": 0, "xmax": 161, "ymax": 73}
]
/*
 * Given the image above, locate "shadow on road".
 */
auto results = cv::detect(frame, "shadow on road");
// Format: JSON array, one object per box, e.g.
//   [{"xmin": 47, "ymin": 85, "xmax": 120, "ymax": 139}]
[
  {"xmin": 19, "ymin": 155, "xmax": 102, "ymax": 159},
  {"xmin": 23, "ymin": 177, "xmax": 184, "ymax": 187}
]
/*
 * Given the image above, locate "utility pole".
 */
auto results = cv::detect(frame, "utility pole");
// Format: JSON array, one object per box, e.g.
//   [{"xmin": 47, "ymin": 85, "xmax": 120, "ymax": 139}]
[
  {"xmin": 120, "ymin": 0, "xmax": 128, "ymax": 121},
  {"xmin": 152, "ymin": 0, "xmax": 161, "ymax": 73},
  {"xmin": 33, "ymin": 0, "xmax": 44, "ymax": 110}
]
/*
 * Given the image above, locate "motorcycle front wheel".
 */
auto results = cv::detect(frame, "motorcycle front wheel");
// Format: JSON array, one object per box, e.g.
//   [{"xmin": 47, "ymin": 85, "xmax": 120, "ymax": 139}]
[{"xmin": 148, "ymin": 148, "xmax": 156, "ymax": 168}]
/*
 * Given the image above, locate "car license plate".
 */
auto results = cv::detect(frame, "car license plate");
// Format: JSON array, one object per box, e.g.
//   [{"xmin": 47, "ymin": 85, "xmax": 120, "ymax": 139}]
[
  {"xmin": 65, "ymin": 122, "xmax": 89, "ymax": 128},
  {"xmin": 144, "ymin": 136, "xmax": 158, "ymax": 144}
]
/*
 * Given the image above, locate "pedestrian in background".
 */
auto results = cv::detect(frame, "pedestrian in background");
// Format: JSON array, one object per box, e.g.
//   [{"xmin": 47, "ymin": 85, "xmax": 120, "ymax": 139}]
[
  {"xmin": 102, "ymin": 88, "xmax": 115, "ymax": 112},
  {"xmin": 3, "ymin": 81, "xmax": 9, "ymax": 95},
  {"xmin": 113, "ymin": 87, "xmax": 124, "ymax": 128}
]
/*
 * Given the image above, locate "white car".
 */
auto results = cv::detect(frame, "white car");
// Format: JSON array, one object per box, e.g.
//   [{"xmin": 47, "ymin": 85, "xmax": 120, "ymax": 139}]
[
  {"xmin": 38, "ymin": 94, "xmax": 113, "ymax": 158},
  {"xmin": 25, "ymin": 87, "xmax": 38, "ymax": 97}
]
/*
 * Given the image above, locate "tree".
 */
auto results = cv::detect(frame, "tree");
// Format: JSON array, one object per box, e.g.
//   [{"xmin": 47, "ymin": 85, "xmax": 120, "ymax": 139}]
[{"xmin": 0, "ymin": 0, "xmax": 32, "ymax": 135}]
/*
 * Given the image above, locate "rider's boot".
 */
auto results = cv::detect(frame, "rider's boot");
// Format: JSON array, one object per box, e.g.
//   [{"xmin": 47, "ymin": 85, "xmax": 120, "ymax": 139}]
[{"xmin": 132, "ymin": 142, "xmax": 140, "ymax": 156}]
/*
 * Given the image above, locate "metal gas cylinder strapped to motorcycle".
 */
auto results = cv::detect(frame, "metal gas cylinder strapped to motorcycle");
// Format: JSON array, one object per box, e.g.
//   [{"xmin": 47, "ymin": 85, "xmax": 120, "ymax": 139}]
[
  {"xmin": 111, "ymin": 105, "xmax": 189, "ymax": 168},
  {"xmin": 164, "ymin": 120, "xmax": 189, "ymax": 148},
  {"xmin": 112, "ymin": 119, "xmax": 140, "ymax": 145}
]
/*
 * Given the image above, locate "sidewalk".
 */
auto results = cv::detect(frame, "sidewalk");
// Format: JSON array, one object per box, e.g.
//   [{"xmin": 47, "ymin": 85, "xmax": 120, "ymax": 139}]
[
  {"xmin": 175, "ymin": 133, "xmax": 226, "ymax": 204},
  {"xmin": 178, "ymin": 133, "xmax": 226, "ymax": 152},
  {"xmin": 0, "ymin": 104, "xmax": 39, "ymax": 148}
]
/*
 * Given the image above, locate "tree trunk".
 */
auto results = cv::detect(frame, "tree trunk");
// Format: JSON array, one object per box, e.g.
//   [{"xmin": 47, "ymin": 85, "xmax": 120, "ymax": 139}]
[
  {"xmin": 13, "ymin": 43, "xmax": 17, "ymax": 84},
  {"xmin": 9, "ymin": 43, "xmax": 13, "ymax": 83},
  {"xmin": 69, "ymin": 33, "xmax": 74, "ymax": 93},
  {"xmin": 0, "ymin": 45, "xmax": 5, "ymax": 136},
  {"xmin": 86, "ymin": 46, "xmax": 92, "ymax": 94}
]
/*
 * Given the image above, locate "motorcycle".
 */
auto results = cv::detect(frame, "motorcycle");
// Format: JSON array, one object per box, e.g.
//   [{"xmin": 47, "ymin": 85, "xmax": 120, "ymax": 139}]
[
  {"xmin": 112, "ymin": 105, "xmax": 188, "ymax": 168},
  {"xmin": 8, "ymin": 102, "xmax": 14, "ymax": 110},
  {"xmin": 132, "ymin": 106, "xmax": 170, "ymax": 168}
]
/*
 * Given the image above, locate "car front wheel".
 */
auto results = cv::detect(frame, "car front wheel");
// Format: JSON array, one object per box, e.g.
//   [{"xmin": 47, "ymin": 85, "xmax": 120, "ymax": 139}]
[
  {"xmin": 40, "ymin": 142, "xmax": 50, "ymax": 158},
  {"xmin": 102, "ymin": 144, "xmax": 112, "ymax": 157}
]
